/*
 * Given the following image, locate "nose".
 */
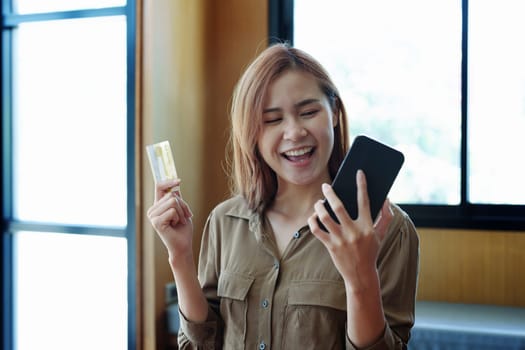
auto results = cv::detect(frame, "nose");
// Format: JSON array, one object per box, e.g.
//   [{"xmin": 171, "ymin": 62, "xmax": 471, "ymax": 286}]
[{"xmin": 283, "ymin": 118, "xmax": 307, "ymax": 140}]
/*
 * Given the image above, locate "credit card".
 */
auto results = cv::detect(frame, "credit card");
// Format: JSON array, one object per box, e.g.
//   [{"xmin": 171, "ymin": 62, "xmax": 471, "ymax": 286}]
[{"xmin": 146, "ymin": 140, "xmax": 180, "ymax": 193}]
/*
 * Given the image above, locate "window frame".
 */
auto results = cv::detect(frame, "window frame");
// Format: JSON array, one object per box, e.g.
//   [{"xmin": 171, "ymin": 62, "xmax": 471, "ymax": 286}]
[
  {"xmin": 1, "ymin": 2, "xmax": 137, "ymax": 349},
  {"xmin": 268, "ymin": 0, "xmax": 525, "ymax": 231}
]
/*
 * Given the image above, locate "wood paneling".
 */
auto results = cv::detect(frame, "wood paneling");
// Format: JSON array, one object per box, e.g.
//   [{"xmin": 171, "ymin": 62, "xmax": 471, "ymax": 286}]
[
  {"xmin": 141, "ymin": 1, "xmax": 206, "ymax": 349},
  {"xmin": 200, "ymin": 0, "xmax": 269, "ymax": 217},
  {"xmin": 417, "ymin": 228, "xmax": 525, "ymax": 307},
  {"xmin": 139, "ymin": 1, "xmax": 267, "ymax": 348}
]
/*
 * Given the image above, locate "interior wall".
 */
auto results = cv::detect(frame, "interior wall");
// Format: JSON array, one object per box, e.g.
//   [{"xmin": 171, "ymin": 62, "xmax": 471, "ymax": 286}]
[
  {"xmin": 141, "ymin": 1, "xmax": 206, "ymax": 349},
  {"xmin": 417, "ymin": 228, "xmax": 525, "ymax": 307},
  {"xmin": 140, "ymin": 0, "xmax": 267, "ymax": 349},
  {"xmin": 199, "ymin": 0, "xmax": 269, "ymax": 255},
  {"xmin": 139, "ymin": 1, "xmax": 525, "ymax": 348}
]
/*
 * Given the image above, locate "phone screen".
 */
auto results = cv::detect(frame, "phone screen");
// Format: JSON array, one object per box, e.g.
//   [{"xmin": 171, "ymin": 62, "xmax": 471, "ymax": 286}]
[{"xmin": 318, "ymin": 135, "xmax": 404, "ymax": 230}]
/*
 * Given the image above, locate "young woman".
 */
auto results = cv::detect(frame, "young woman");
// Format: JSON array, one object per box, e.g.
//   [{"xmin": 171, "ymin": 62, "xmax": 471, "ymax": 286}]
[{"xmin": 147, "ymin": 43, "xmax": 419, "ymax": 350}]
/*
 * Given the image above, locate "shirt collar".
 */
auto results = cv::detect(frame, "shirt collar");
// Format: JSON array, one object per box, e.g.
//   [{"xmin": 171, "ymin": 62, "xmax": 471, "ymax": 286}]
[{"xmin": 224, "ymin": 195, "xmax": 262, "ymax": 234}]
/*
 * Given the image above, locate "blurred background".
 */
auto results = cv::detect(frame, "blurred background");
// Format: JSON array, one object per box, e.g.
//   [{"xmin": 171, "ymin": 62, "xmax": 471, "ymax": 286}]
[{"xmin": 2, "ymin": 0, "xmax": 524, "ymax": 349}]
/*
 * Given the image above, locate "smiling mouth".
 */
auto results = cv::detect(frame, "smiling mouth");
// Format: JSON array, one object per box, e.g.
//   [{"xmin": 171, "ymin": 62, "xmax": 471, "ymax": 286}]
[{"xmin": 282, "ymin": 146, "xmax": 315, "ymax": 161}]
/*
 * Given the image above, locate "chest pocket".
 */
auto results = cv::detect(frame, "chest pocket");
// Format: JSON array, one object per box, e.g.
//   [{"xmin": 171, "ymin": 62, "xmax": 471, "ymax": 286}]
[
  {"xmin": 282, "ymin": 280, "xmax": 347, "ymax": 349},
  {"xmin": 217, "ymin": 271, "xmax": 254, "ymax": 349}
]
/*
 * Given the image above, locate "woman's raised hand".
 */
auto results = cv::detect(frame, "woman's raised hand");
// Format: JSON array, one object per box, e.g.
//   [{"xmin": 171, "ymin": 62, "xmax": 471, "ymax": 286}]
[
  {"xmin": 308, "ymin": 170, "xmax": 393, "ymax": 292},
  {"xmin": 147, "ymin": 178, "xmax": 194, "ymax": 265}
]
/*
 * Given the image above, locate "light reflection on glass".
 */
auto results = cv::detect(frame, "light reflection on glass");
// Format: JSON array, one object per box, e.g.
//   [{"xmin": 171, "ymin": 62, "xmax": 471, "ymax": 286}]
[
  {"xmin": 15, "ymin": 0, "xmax": 126, "ymax": 14},
  {"xmin": 13, "ymin": 16, "xmax": 127, "ymax": 226},
  {"xmin": 14, "ymin": 231, "xmax": 127, "ymax": 350},
  {"xmin": 468, "ymin": 0, "xmax": 525, "ymax": 205},
  {"xmin": 295, "ymin": 0, "xmax": 462, "ymax": 204}
]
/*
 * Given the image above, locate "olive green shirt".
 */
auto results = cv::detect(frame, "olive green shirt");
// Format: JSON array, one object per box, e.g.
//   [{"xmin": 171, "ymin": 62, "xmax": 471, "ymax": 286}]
[{"xmin": 178, "ymin": 196, "xmax": 419, "ymax": 349}]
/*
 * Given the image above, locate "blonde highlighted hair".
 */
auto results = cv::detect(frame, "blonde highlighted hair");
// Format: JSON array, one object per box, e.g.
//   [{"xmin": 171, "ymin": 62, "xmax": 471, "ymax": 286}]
[{"xmin": 228, "ymin": 43, "xmax": 349, "ymax": 212}]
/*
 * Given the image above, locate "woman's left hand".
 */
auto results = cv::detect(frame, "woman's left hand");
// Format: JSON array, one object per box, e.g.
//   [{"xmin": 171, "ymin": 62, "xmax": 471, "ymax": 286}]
[{"xmin": 308, "ymin": 169, "xmax": 394, "ymax": 292}]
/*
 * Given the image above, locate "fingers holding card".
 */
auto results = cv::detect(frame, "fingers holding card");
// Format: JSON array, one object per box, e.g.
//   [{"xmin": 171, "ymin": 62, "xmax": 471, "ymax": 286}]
[{"xmin": 146, "ymin": 140, "xmax": 180, "ymax": 195}]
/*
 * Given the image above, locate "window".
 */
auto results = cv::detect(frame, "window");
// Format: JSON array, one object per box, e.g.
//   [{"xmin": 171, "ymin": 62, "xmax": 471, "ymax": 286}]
[
  {"xmin": 2, "ymin": 1, "xmax": 136, "ymax": 349},
  {"xmin": 269, "ymin": 0, "xmax": 525, "ymax": 230}
]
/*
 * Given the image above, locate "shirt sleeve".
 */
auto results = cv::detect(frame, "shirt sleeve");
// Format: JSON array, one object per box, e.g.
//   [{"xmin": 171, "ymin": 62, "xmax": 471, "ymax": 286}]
[
  {"xmin": 346, "ymin": 204, "xmax": 420, "ymax": 350},
  {"xmin": 177, "ymin": 305, "xmax": 221, "ymax": 349},
  {"xmin": 345, "ymin": 324, "xmax": 406, "ymax": 350},
  {"xmin": 178, "ymin": 211, "xmax": 224, "ymax": 349}
]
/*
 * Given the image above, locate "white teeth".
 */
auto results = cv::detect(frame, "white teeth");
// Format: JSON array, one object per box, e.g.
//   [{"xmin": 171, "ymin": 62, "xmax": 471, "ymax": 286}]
[{"xmin": 284, "ymin": 147, "xmax": 312, "ymax": 157}]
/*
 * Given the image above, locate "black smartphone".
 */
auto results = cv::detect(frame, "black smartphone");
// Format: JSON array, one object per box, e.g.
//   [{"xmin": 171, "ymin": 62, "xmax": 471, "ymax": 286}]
[{"xmin": 318, "ymin": 135, "xmax": 404, "ymax": 231}]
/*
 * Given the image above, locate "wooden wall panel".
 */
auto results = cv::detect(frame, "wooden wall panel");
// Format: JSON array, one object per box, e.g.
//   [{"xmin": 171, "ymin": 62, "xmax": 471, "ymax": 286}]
[
  {"xmin": 139, "ymin": 1, "xmax": 267, "ymax": 349},
  {"xmin": 200, "ymin": 0, "xmax": 269, "ymax": 218},
  {"xmin": 417, "ymin": 228, "xmax": 525, "ymax": 307},
  {"xmin": 141, "ymin": 1, "xmax": 206, "ymax": 349}
]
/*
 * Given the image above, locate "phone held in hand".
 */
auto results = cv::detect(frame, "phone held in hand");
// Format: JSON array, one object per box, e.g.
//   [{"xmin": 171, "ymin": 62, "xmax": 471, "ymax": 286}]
[{"xmin": 318, "ymin": 135, "xmax": 404, "ymax": 231}]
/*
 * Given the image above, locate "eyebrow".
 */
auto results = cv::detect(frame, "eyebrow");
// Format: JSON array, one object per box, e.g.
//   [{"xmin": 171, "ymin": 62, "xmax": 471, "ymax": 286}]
[{"xmin": 263, "ymin": 98, "xmax": 320, "ymax": 114}]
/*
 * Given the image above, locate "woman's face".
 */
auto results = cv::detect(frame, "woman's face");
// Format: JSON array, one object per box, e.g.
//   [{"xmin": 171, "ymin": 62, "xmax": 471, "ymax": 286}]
[{"xmin": 257, "ymin": 70, "xmax": 336, "ymax": 189}]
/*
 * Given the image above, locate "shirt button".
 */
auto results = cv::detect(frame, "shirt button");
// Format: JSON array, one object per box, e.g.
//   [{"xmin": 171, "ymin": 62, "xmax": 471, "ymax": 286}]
[
  {"xmin": 259, "ymin": 341, "xmax": 267, "ymax": 350},
  {"xmin": 273, "ymin": 261, "xmax": 280, "ymax": 270},
  {"xmin": 293, "ymin": 231, "xmax": 300, "ymax": 239},
  {"xmin": 261, "ymin": 299, "xmax": 269, "ymax": 308}
]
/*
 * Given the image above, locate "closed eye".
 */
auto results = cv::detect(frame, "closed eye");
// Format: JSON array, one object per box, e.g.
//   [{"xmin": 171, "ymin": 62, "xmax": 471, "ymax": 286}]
[
  {"xmin": 300, "ymin": 109, "xmax": 319, "ymax": 117},
  {"xmin": 263, "ymin": 117, "xmax": 282, "ymax": 124}
]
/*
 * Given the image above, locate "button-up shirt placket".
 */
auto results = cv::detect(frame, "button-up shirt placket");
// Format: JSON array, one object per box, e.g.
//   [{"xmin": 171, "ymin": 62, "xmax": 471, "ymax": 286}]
[{"xmin": 254, "ymin": 223, "xmax": 281, "ymax": 350}]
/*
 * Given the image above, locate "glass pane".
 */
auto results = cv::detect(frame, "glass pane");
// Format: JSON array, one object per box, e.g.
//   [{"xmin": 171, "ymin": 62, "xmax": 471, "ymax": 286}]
[
  {"xmin": 294, "ymin": 0, "xmax": 462, "ymax": 204},
  {"xmin": 15, "ymin": 0, "xmax": 126, "ymax": 14},
  {"xmin": 468, "ymin": 1, "xmax": 525, "ymax": 205},
  {"xmin": 14, "ymin": 231, "xmax": 127, "ymax": 350},
  {"xmin": 13, "ymin": 16, "xmax": 127, "ymax": 226}
]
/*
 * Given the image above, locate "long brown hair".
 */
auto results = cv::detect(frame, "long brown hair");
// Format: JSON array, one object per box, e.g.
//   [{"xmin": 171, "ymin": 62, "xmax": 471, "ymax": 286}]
[{"xmin": 228, "ymin": 43, "xmax": 349, "ymax": 213}]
